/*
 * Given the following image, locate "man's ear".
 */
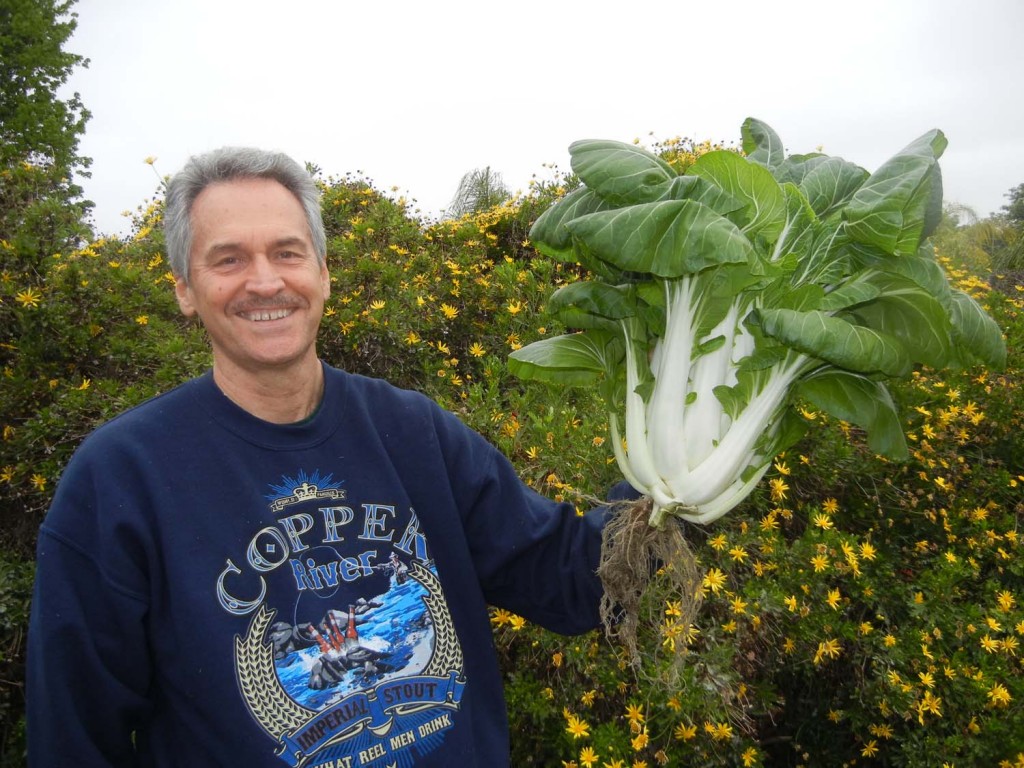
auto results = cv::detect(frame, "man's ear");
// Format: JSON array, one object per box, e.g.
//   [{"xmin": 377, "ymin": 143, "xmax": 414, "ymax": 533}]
[
  {"xmin": 320, "ymin": 261, "xmax": 330, "ymax": 301},
  {"xmin": 175, "ymin": 276, "xmax": 197, "ymax": 317}
]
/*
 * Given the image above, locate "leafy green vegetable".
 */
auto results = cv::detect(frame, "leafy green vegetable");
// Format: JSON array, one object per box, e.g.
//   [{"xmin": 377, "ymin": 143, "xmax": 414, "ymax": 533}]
[{"xmin": 511, "ymin": 119, "xmax": 1006, "ymax": 527}]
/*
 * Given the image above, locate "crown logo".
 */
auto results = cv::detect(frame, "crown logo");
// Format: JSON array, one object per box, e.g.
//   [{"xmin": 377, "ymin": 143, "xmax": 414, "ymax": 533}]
[{"xmin": 294, "ymin": 483, "xmax": 318, "ymax": 500}]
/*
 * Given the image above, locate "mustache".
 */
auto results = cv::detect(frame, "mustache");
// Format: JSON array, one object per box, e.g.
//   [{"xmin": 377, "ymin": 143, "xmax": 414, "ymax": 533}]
[{"xmin": 227, "ymin": 295, "xmax": 310, "ymax": 314}]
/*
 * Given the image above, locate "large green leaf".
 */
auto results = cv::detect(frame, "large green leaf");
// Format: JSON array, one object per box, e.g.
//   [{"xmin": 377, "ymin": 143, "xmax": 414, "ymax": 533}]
[
  {"xmin": 565, "ymin": 200, "xmax": 755, "ymax": 278},
  {"xmin": 753, "ymin": 308, "xmax": 911, "ymax": 377},
  {"xmin": 843, "ymin": 129, "xmax": 947, "ymax": 257},
  {"xmin": 884, "ymin": 246, "xmax": 954, "ymax": 308},
  {"xmin": 797, "ymin": 369, "xmax": 909, "ymax": 459},
  {"xmin": 546, "ymin": 281, "xmax": 636, "ymax": 329},
  {"xmin": 508, "ymin": 330, "xmax": 623, "ymax": 386},
  {"xmin": 845, "ymin": 272, "xmax": 954, "ymax": 368},
  {"xmin": 774, "ymin": 152, "xmax": 829, "ymax": 186},
  {"xmin": 771, "ymin": 183, "xmax": 818, "ymax": 262},
  {"xmin": 798, "ymin": 156, "xmax": 869, "ymax": 219},
  {"xmin": 688, "ymin": 150, "xmax": 787, "ymax": 242},
  {"xmin": 654, "ymin": 175, "xmax": 746, "ymax": 218},
  {"xmin": 529, "ymin": 187, "xmax": 612, "ymax": 260},
  {"xmin": 948, "ymin": 290, "xmax": 1007, "ymax": 369},
  {"xmin": 741, "ymin": 117, "xmax": 785, "ymax": 170},
  {"xmin": 569, "ymin": 140, "xmax": 676, "ymax": 206}
]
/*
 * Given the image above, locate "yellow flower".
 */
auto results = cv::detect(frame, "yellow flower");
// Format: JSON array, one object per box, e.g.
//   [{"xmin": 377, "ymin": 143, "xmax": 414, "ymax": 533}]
[
  {"xmin": 440, "ymin": 303, "xmax": 459, "ymax": 319},
  {"xmin": 813, "ymin": 513, "xmax": 834, "ymax": 530},
  {"xmin": 490, "ymin": 608, "xmax": 512, "ymax": 627},
  {"xmin": 826, "ymin": 588, "xmax": 842, "ymax": 610},
  {"xmin": 31, "ymin": 473, "xmax": 47, "ymax": 491},
  {"xmin": 860, "ymin": 541, "xmax": 878, "ymax": 561},
  {"xmin": 741, "ymin": 747, "xmax": 759, "ymax": 767},
  {"xmin": 981, "ymin": 634, "xmax": 1000, "ymax": 653},
  {"xmin": 508, "ymin": 615, "xmax": 526, "ymax": 631},
  {"xmin": 469, "ymin": 342, "xmax": 486, "ymax": 358},
  {"xmin": 135, "ymin": 315, "xmax": 149, "ymax": 325},
  {"xmin": 813, "ymin": 638, "xmax": 841, "ymax": 665},
  {"xmin": 77, "ymin": 378, "xmax": 91, "ymax": 391},
  {"xmin": 565, "ymin": 714, "xmax": 590, "ymax": 739},
  {"xmin": 702, "ymin": 568, "xmax": 726, "ymax": 593},
  {"xmin": 144, "ymin": 156, "xmax": 157, "ymax": 165},
  {"xmin": 987, "ymin": 682, "xmax": 1012, "ymax": 708},
  {"xmin": 370, "ymin": 299, "xmax": 386, "ymax": 310},
  {"xmin": 728, "ymin": 546, "xmax": 748, "ymax": 563},
  {"xmin": 630, "ymin": 728, "xmax": 649, "ymax": 751},
  {"xmin": 507, "ymin": 300, "xmax": 523, "ymax": 315},
  {"xmin": 405, "ymin": 331, "xmax": 421, "ymax": 345},
  {"xmin": 784, "ymin": 595, "xmax": 798, "ymax": 612},
  {"xmin": 674, "ymin": 722, "xmax": 697, "ymax": 741},
  {"xmin": 996, "ymin": 591, "xmax": 1017, "ymax": 612},
  {"xmin": 709, "ymin": 534, "xmax": 728, "ymax": 551},
  {"xmin": 822, "ymin": 497, "xmax": 839, "ymax": 514},
  {"xmin": 810, "ymin": 554, "xmax": 830, "ymax": 573},
  {"xmin": 861, "ymin": 740, "xmax": 879, "ymax": 758},
  {"xmin": 579, "ymin": 747, "xmax": 598, "ymax": 768},
  {"xmin": 625, "ymin": 703, "xmax": 645, "ymax": 727},
  {"xmin": 917, "ymin": 690, "xmax": 942, "ymax": 723},
  {"xmin": 769, "ymin": 477, "xmax": 788, "ymax": 501},
  {"xmin": 15, "ymin": 287, "xmax": 42, "ymax": 308}
]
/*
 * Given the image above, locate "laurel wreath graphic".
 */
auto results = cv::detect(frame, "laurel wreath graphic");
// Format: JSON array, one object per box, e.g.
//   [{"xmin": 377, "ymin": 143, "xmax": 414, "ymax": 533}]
[{"xmin": 236, "ymin": 561, "xmax": 463, "ymax": 742}]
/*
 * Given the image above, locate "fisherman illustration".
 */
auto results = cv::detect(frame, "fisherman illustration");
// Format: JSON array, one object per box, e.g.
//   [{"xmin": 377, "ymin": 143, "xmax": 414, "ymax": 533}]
[{"xmin": 376, "ymin": 552, "xmax": 409, "ymax": 585}]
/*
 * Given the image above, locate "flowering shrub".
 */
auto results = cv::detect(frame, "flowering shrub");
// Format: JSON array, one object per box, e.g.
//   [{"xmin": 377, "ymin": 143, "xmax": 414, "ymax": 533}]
[{"xmin": 1, "ymin": 141, "xmax": 1022, "ymax": 767}]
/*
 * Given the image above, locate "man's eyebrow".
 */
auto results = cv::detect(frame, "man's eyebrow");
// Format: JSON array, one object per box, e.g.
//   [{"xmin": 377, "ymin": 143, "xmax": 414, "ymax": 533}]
[{"xmin": 203, "ymin": 236, "xmax": 311, "ymax": 256}]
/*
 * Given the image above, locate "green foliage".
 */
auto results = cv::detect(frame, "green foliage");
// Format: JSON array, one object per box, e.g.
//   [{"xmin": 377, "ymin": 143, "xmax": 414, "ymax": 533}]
[
  {"xmin": 0, "ymin": 555, "xmax": 32, "ymax": 768},
  {"xmin": 2, "ymin": 136, "xmax": 1023, "ymax": 767},
  {"xmin": 0, "ymin": 0, "xmax": 92, "ymax": 273}
]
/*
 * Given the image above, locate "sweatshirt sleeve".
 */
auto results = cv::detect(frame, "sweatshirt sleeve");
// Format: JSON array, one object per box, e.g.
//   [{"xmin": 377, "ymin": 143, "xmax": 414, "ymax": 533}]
[
  {"xmin": 431, "ymin": 406, "xmax": 617, "ymax": 635},
  {"xmin": 27, "ymin": 463, "xmax": 154, "ymax": 766}
]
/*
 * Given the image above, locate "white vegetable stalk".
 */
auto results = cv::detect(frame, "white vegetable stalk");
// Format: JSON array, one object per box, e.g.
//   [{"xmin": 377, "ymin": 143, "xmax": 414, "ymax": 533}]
[{"xmin": 614, "ymin": 277, "xmax": 809, "ymax": 528}]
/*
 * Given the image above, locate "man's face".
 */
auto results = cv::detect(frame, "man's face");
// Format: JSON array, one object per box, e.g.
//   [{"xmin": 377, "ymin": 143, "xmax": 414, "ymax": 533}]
[{"xmin": 175, "ymin": 178, "xmax": 330, "ymax": 377}]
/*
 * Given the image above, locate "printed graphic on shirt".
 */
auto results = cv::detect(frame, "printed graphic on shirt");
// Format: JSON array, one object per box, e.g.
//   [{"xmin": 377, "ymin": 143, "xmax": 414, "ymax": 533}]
[{"xmin": 224, "ymin": 472, "xmax": 465, "ymax": 768}]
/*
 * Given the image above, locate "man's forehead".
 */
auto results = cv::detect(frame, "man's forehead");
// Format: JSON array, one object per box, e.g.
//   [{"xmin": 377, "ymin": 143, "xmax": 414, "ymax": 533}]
[{"xmin": 189, "ymin": 179, "xmax": 313, "ymax": 254}]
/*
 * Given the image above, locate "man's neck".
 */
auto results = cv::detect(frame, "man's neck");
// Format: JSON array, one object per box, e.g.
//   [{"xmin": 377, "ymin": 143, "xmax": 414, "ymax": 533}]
[{"xmin": 211, "ymin": 356, "xmax": 325, "ymax": 424}]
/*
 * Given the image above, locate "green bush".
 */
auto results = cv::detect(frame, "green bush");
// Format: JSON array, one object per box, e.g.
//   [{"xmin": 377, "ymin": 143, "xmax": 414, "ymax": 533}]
[{"xmin": 2, "ymin": 147, "xmax": 1022, "ymax": 767}]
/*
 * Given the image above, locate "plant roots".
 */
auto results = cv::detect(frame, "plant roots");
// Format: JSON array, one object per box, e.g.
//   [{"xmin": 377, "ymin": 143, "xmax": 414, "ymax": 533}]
[{"xmin": 598, "ymin": 497, "xmax": 704, "ymax": 671}]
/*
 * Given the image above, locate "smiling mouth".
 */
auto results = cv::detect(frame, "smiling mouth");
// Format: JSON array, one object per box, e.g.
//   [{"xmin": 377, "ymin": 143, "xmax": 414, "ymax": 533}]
[{"xmin": 240, "ymin": 308, "xmax": 295, "ymax": 321}]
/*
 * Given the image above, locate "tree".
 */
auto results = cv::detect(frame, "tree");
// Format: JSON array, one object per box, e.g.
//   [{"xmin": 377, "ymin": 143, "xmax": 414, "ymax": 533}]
[
  {"xmin": 0, "ymin": 0, "xmax": 92, "ymax": 273},
  {"xmin": 999, "ymin": 182, "xmax": 1024, "ymax": 226},
  {"xmin": 446, "ymin": 166, "xmax": 510, "ymax": 217}
]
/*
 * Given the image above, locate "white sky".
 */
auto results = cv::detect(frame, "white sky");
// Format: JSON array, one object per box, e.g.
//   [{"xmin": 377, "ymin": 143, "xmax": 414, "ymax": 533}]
[{"xmin": 66, "ymin": 0, "xmax": 1024, "ymax": 237}]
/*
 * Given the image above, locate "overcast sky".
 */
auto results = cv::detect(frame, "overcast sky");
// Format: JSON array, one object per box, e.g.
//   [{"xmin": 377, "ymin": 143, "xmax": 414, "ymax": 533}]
[{"xmin": 66, "ymin": 0, "xmax": 1024, "ymax": 237}]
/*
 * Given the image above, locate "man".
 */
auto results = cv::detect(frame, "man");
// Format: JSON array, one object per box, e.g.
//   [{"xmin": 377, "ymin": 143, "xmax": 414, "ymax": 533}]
[{"xmin": 28, "ymin": 148, "xmax": 619, "ymax": 766}]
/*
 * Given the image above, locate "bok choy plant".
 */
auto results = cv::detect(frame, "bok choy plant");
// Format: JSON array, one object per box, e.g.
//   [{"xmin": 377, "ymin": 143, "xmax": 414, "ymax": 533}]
[{"xmin": 511, "ymin": 119, "xmax": 1006, "ymax": 530}]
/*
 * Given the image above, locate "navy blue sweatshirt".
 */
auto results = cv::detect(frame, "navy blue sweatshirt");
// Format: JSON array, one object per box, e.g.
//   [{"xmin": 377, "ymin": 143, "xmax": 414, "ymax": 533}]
[{"xmin": 28, "ymin": 364, "xmax": 608, "ymax": 767}]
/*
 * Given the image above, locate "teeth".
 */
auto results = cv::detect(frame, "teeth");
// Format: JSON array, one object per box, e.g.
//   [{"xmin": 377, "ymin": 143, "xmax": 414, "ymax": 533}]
[{"xmin": 244, "ymin": 308, "xmax": 293, "ymax": 321}]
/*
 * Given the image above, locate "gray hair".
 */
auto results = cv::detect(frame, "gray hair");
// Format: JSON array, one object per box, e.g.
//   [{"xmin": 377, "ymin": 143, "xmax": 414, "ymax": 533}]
[{"xmin": 164, "ymin": 147, "xmax": 326, "ymax": 281}]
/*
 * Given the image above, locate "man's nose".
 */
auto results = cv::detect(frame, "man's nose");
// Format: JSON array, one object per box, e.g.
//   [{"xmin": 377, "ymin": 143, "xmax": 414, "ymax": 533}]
[{"xmin": 245, "ymin": 254, "xmax": 285, "ymax": 294}]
